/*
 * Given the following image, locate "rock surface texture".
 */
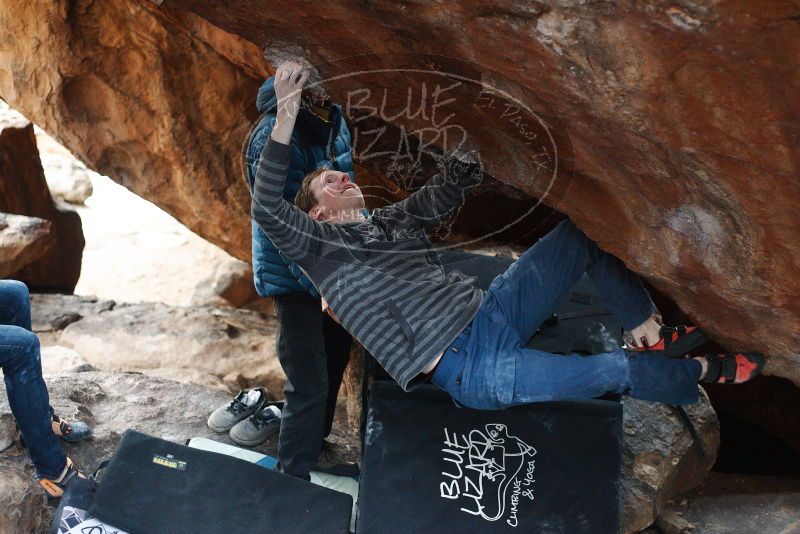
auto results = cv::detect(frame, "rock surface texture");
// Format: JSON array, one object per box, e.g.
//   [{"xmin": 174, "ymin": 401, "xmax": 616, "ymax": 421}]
[
  {"xmin": 0, "ymin": 213, "xmax": 54, "ymax": 278},
  {"xmin": 0, "ymin": 371, "xmax": 717, "ymax": 534},
  {"xmin": 0, "ymin": 1, "xmax": 266, "ymax": 261},
  {"xmin": 44, "ymin": 167, "xmax": 93, "ymax": 205},
  {"xmin": 0, "ymin": 108, "xmax": 84, "ymax": 292},
  {"xmin": 654, "ymin": 473, "xmax": 800, "ymax": 534},
  {"xmin": 190, "ymin": 257, "xmax": 272, "ymax": 314},
  {"xmin": 0, "ymin": 1, "xmax": 796, "ymax": 383},
  {"xmin": 31, "ymin": 293, "xmax": 285, "ymax": 395},
  {"xmin": 620, "ymin": 393, "xmax": 719, "ymax": 532}
]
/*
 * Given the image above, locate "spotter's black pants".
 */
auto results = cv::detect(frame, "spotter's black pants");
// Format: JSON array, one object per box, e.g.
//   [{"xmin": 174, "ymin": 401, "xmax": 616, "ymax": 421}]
[{"xmin": 274, "ymin": 292, "xmax": 352, "ymax": 480}]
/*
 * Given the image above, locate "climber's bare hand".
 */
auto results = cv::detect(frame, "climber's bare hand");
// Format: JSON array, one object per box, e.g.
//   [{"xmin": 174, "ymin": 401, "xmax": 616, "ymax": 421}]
[{"xmin": 274, "ymin": 61, "xmax": 309, "ymax": 122}]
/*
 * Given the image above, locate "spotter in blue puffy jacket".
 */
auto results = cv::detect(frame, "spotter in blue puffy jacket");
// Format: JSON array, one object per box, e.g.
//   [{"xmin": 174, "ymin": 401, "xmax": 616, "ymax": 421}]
[{"xmin": 244, "ymin": 76, "xmax": 355, "ymax": 298}]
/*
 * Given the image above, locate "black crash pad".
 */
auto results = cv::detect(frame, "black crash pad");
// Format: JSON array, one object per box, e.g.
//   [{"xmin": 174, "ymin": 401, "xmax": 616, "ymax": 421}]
[
  {"xmin": 91, "ymin": 430, "xmax": 353, "ymax": 534},
  {"xmin": 358, "ymin": 382, "xmax": 622, "ymax": 534}
]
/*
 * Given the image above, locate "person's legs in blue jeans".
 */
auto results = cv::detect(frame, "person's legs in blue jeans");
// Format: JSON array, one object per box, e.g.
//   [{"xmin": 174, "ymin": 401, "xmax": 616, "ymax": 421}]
[
  {"xmin": 0, "ymin": 280, "xmax": 68, "ymax": 479},
  {"xmin": 433, "ymin": 220, "xmax": 703, "ymax": 408},
  {"xmin": 0, "ymin": 279, "xmax": 33, "ymax": 329},
  {"xmin": 507, "ymin": 345, "xmax": 702, "ymax": 405},
  {"xmin": 0, "ymin": 280, "xmax": 57, "ymax": 421},
  {"xmin": 481, "ymin": 219, "xmax": 703, "ymax": 404},
  {"xmin": 433, "ymin": 301, "xmax": 702, "ymax": 409},
  {"xmin": 0, "ymin": 280, "xmax": 92, "ymax": 443},
  {"xmin": 0, "ymin": 325, "xmax": 67, "ymax": 478},
  {"xmin": 486, "ymin": 219, "xmax": 654, "ymax": 344}
]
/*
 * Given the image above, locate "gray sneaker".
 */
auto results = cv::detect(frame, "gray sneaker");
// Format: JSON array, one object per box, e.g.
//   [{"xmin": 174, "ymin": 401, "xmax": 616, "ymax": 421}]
[
  {"xmin": 207, "ymin": 388, "xmax": 267, "ymax": 433},
  {"xmin": 229, "ymin": 404, "xmax": 282, "ymax": 447}
]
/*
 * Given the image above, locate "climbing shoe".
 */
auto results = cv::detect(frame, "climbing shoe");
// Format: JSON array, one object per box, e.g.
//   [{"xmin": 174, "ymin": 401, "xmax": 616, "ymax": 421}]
[
  {"xmin": 625, "ymin": 324, "xmax": 707, "ymax": 358},
  {"xmin": 207, "ymin": 387, "xmax": 268, "ymax": 433},
  {"xmin": 700, "ymin": 352, "xmax": 764, "ymax": 384},
  {"xmin": 52, "ymin": 415, "xmax": 93, "ymax": 442},
  {"xmin": 229, "ymin": 404, "xmax": 282, "ymax": 447},
  {"xmin": 36, "ymin": 457, "xmax": 85, "ymax": 499}
]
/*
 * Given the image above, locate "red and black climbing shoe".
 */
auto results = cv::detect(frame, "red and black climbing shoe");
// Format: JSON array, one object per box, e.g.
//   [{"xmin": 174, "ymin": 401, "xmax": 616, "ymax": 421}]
[
  {"xmin": 626, "ymin": 325, "xmax": 708, "ymax": 358},
  {"xmin": 700, "ymin": 352, "xmax": 764, "ymax": 384}
]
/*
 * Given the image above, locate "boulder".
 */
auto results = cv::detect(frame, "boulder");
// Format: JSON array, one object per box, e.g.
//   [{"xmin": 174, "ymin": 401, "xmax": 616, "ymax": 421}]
[
  {"xmin": 0, "ymin": 213, "xmax": 54, "ymax": 278},
  {"xmin": 44, "ymin": 168, "xmax": 93, "ymax": 205},
  {"xmin": 171, "ymin": 1, "xmax": 800, "ymax": 385},
  {"xmin": 0, "ymin": 1, "xmax": 796, "ymax": 385},
  {"xmin": 620, "ymin": 392, "xmax": 719, "ymax": 532},
  {"xmin": 40, "ymin": 346, "xmax": 94, "ymax": 376},
  {"xmin": 0, "ymin": 106, "xmax": 84, "ymax": 292},
  {"xmin": 36, "ymin": 126, "xmax": 93, "ymax": 204},
  {"xmin": 31, "ymin": 293, "xmax": 285, "ymax": 397},
  {"xmin": 190, "ymin": 257, "xmax": 261, "ymax": 309},
  {"xmin": 0, "ymin": 2, "xmax": 265, "ymax": 261},
  {"xmin": 30, "ymin": 294, "xmax": 115, "ymax": 334}
]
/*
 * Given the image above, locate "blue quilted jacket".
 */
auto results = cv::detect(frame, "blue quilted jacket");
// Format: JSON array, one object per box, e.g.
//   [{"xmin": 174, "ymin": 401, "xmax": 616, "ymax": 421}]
[{"xmin": 245, "ymin": 77, "xmax": 355, "ymax": 297}]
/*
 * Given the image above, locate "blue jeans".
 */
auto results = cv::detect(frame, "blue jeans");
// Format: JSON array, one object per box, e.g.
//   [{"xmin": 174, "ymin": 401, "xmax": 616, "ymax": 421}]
[
  {"xmin": 0, "ymin": 280, "xmax": 66, "ymax": 478},
  {"xmin": 432, "ymin": 220, "xmax": 702, "ymax": 409}
]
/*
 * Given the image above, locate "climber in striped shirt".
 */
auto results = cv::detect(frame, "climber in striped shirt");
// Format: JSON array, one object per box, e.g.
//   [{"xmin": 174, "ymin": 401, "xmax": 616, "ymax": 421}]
[{"xmin": 250, "ymin": 61, "xmax": 764, "ymax": 410}]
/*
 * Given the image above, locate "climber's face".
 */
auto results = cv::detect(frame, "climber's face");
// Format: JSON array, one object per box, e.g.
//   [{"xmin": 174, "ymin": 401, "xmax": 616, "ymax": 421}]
[{"xmin": 308, "ymin": 170, "xmax": 365, "ymax": 221}]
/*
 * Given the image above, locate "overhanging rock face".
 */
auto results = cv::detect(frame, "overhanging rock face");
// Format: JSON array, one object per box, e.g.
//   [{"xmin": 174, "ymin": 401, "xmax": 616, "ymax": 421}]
[
  {"xmin": 0, "ymin": 0, "xmax": 267, "ymax": 260},
  {"xmin": 0, "ymin": 1, "xmax": 797, "ymax": 382}
]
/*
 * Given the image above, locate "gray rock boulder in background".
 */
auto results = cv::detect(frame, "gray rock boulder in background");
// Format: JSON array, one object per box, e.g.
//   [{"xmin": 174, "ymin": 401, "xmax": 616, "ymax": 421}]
[
  {"xmin": 45, "ymin": 172, "xmax": 93, "ymax": 205},
  {"xmin": 189, "ymin": 257, "xmax": 273, "ymax": 316},
  {"xmin": 31, "ymin": 293, "xmax": 284, "ymax": 396},
  {"xmin": 0, "ymin": 109, "xmax": 84, "ymax": 292},
  {"xmin": 0, "ymin": 213, "xmax": 54, "ymax": 278},
  {"xmin": 620, "ymin": 392, "xmax": 719, "ymax": 532},
  {"xmin": 41, "ymin": 158, "xmax": 93, "ymax": 206},
  {"xmin": 40, "ymin": 346, "xmax": 94, "ymax": 375}
]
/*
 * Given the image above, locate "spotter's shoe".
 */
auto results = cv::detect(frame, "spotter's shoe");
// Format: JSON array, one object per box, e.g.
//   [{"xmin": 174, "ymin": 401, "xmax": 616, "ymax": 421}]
[
  {"xmin": 36, "ymin": 457, "xmax": 85, "ymax": 499},
  {"xmin": 207, "ymin": 388, "xmax": 268, "ymax": 433},
  {"xmin": 229, "ymin": 404, "xmax": 281, "ymax": 447},
  {"xmin": 52, "ymin": 415, "xmax": 93, "ymax": 442}
]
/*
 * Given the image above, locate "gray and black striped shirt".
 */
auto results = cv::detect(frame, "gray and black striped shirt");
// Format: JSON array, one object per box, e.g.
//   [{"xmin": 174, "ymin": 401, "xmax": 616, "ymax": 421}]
[{"xmin": 251, "ymin": 139, "xmax": 484, "ymax": 390}]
